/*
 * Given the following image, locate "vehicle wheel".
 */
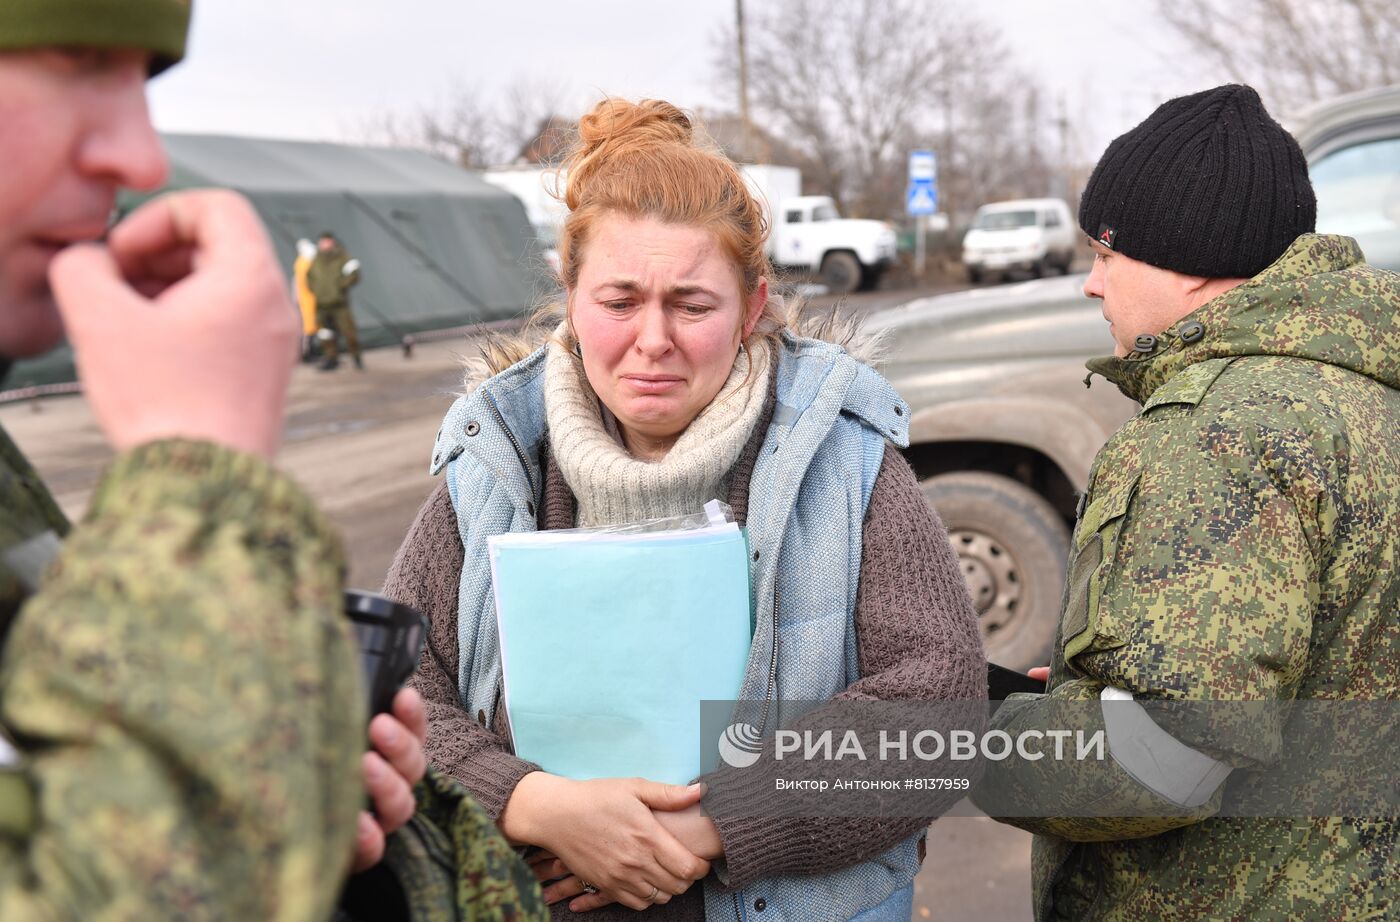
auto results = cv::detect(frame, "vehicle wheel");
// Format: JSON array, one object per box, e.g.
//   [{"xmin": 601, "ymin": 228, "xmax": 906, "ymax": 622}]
[
  {"xmin": 1030, "ymin": 259, "xmax": 1045, "ymax": 278},
  {"xmin": 966, "ymin": 267, "xmax": 982, "ymax": 284},
  {"xmin": 858, "ymin": 264, "xmax": 882, "ymax": 291},
  {"xmin": 820, "ymin": 251, "xmax": 862, "ymax": 295},
  {"xmin": 920, "ymin": 471, "xmax": 1070, "ymax": 671}
]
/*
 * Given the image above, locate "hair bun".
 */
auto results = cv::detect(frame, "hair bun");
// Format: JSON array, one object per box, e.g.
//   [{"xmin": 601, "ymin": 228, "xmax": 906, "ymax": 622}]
[
  {"xmin": 563, "ymin": 99, "xmax": 693, "ymax": 211},
  {"xmin": 576, "ymin": 98, "xmax": 692, "ymax": 151}
]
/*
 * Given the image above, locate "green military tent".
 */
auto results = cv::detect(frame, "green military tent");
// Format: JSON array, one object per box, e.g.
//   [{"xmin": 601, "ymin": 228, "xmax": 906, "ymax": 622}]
[{"xmin": 5, "ymin": 134, "xmax": 547, "ymax": 390}]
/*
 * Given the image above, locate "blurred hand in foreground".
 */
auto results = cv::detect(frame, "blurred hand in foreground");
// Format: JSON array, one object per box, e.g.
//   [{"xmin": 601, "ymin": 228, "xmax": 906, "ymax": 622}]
[{"xmin": 50, "ymin": 189, "xmax": 299, "ymax": 459}]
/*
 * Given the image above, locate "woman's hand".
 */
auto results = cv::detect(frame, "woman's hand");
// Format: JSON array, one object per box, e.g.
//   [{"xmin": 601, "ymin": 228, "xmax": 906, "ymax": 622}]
[
  {"xmin": 653, "ymin": 804, "xmax": 723, "ymax": 861},
  {"xmin": 501, "ymin": 773, "xmax": 711, "ymax": 911},
  {"xmin": 352, "ymin": 688, "xmax": 428, "ymax": 872}
]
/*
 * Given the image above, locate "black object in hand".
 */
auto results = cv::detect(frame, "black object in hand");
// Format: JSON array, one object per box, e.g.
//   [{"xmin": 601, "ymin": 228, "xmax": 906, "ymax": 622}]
[
  {"xmin": 345, "ymin": 590, "xmax": 427, "ymax": 717},
  {"xmin": 987, "ymin": 662, "xmax": 1047, "ymax": 700}
]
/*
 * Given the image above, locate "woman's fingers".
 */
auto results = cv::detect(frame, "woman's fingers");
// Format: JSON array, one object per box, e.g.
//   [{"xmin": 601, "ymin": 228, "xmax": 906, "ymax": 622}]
[
  {"xmin": 628, "ymin": 777, "xmax": 711, "ymax": 885},
  {"xmin": 568, "ymin": 878, "xmax": 675, "ymax": 913},
  {"xmin": 530, "ymin": 856, "xmax": 570, "ymax": 883},
  {"xmin": 530, "ymin": 776, "xmax": 710, "ymax": 911},
  {"xmin": 591, "ymin": 883, "xmax": 651, "ymax": 912},
  {"xmin": 568, "ymin": 889, "xmax": 616, "ymax": 913},
  {"xmin": 653, "ymin": 836, "xmax": 711, "ymax": 884},
  {"xmin": 630, "ymin": 853, "xmax": 696, "ymax": 901},
  {"xmin": 540, "ymin": 874, "xmax": 587, "ymax": 906},
  {"xmin": 632, "ymin": 779, "xmax": 706, "ymax": 812}
]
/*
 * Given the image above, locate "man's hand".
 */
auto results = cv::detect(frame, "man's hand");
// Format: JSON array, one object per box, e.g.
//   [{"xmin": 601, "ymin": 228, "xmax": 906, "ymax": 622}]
[
  {"xmin": 1028, "ymin": 667, "xmax": 1050, "ymax": 683},
  {"xmin": 49, "ymin": 190, "xmax": 300, "ymax": 460},
  {"xmin": 352, "ymin": 688, "xmax": 428, "ymax": 872}
]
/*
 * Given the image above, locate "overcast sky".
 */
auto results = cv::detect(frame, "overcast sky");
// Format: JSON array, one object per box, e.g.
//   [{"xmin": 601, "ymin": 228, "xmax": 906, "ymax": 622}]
[{"xmin": 147, "ymin": 1, "xmax": 1205, "ymax": 165}]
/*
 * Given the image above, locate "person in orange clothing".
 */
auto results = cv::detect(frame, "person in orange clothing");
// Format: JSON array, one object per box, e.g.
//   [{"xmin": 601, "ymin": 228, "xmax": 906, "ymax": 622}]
[{"xmin": 292, "ymin": 237, "xmax": 318, "ymax": 361}]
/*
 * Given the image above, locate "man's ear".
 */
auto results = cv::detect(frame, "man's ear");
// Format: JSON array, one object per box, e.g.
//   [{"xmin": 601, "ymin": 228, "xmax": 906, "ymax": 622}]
[
  {"xmin": 1176, "ymin": 270, "xmax": 1213, "ymax": 304},
  {"xmin": 743, "ymin": 278, "xmax": 768, "ymax": 339},
  {"xmin": 1180, "ymin": 272, "xmax": 1209, "ymax": 293}
]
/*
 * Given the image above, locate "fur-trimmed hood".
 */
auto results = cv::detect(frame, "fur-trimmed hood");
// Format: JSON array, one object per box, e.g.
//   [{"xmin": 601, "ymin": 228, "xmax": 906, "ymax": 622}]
[{"xmin": 459, "ymin": 301, "xmax": 887, "ymax": 395}]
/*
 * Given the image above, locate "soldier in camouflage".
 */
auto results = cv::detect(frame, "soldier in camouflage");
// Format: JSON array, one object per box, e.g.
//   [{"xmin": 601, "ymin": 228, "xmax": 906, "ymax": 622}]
[
  {"xmin": 0, "ymin": 3, "xmax": 546, "ymax": 920},
  {"xmin": 973, "ymin": 85, "xmax": 1400, "ymax": 919},
  {"xmin": 307, "ymin": 232, "xmax": 364, "ymax": 372}
]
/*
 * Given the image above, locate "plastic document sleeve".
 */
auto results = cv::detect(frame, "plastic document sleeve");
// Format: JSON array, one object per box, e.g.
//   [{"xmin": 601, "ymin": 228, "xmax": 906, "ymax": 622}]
[{"xmin": 488, "ymin": 521, "xmax": 751, "ymax": 785}]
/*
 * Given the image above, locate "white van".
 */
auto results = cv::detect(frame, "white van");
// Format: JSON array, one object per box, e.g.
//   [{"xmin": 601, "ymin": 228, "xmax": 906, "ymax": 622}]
[{"xmin": 962, "ymin": 198, "xmax": 1077, "ymax": 283}]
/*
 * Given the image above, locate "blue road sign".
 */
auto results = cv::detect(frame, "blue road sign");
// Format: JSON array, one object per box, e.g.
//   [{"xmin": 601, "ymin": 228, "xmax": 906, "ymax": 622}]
[
  {"xmin": 907, "ymin": 181, "xmax": 938, "ymax": 216},
  {"xmin": 908, "ymin": 150, "xmax": 937, "ymax": 182}
]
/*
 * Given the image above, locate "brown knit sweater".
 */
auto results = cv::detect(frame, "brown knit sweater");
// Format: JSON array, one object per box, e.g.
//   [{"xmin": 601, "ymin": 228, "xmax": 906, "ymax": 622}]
[{"xmin": 384, "ymin": 395, "xmax": 984, "ymax": 920}]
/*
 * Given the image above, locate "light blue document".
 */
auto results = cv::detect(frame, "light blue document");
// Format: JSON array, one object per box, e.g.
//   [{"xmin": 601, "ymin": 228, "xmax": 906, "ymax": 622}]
[{"xmin": 488, "ymin": 520, "xmax": 751, "ymax": 785}]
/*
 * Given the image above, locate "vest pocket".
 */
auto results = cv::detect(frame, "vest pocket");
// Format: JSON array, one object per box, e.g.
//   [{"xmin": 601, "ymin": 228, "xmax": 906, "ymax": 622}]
[{"xmin": 1061, "ymin": 476, "xmax": 1139, "ymax": 665}]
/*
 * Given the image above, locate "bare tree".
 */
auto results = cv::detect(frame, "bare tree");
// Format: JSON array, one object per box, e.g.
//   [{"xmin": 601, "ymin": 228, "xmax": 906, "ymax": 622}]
[
  {"xmin": 1154, "ymin": 0, "xmax": 1400, "ymax": 112},
  {"xmin": 497, "ymin": 79, "xmax": 570, "ymax": 163},
  {"xmin": 418, "ymin": 85, "xmax": 503, "ymax": 168},
  {"xmin": 352, "ymin": 78, "xmax": 572, "ymax": 169},
  {"xmin": 714, "ymin": 0, "xmax": 1063, "ymax": 220}
]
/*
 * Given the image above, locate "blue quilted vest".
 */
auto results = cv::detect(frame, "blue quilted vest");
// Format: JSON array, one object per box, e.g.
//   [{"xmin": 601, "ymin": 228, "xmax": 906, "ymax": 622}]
[{"xmin": 429, "ymin": 333, "xmax": 921, "ymax": 921}]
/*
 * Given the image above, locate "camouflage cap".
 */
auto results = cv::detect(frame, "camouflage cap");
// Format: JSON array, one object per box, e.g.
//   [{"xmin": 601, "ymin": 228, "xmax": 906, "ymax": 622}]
[{"xmin": 0, "ymin": 0, "xmax": 192, "ymax": 75}]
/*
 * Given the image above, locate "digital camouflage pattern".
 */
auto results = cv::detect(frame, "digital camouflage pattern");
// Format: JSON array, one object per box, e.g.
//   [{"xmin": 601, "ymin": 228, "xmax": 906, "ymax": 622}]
[
  {"xmin": 0, "ymin": 421, "xmax": 69, "ymax": 641},
  {"xmin": 0, "ymin": 431, "xmax": 367, "ymax": 920},
  {"xmin": 359, "ymin": 767, "xmax": 548, "ymax": 922},
  {"xmin": 974, "ymin": 235, "xmax": 1400, "ymax": 920},
  {"xmin": 1, "ymin": 420, "xmax": 547, "ymax": 921}
]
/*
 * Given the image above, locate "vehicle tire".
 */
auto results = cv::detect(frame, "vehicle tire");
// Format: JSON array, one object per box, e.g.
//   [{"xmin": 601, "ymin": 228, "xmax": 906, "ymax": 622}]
[
  {"xmin": 966, "ymin": 266, "xmax": 982, "ymax": 284},
  {"xmin": 1030, "ymin": 259, "xmax": 1045, "ymax": 279},
  {"xmin": 858, "ymin": 264, "xmax": 882, "ymax": 292},
  {"xmin": 920, "ymin": 471, "xmax": 1070, "ymax": 671},
  {"xmin": 820, "ymin": 251, "xmax": 862, "ymax": 295}
]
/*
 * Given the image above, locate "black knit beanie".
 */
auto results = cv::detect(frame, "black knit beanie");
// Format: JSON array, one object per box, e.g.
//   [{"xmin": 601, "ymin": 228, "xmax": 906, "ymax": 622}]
[{"xmin": 1078, "ymin": 84, "xmax": 1315, "ymax": 279}]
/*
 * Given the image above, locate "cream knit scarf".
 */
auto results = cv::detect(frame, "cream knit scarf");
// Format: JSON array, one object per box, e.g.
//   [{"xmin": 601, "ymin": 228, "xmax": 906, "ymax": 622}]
[{"xmin": 544, "ymin": 336, "xmax": 771, "ymax": 528}]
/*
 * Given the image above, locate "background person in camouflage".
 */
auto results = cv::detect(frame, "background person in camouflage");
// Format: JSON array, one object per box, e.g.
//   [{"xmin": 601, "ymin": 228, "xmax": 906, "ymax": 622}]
[
  {"xmin": 0, "ymin": 3, "xmax": 545, "ymax": 920},
  {"xmin": 972, "ymin": 85, "xmax": 1400, "ymax": 920},
  {"xmin": 308, "ymin": 231, "xmax": 364, "ymax": 371}
]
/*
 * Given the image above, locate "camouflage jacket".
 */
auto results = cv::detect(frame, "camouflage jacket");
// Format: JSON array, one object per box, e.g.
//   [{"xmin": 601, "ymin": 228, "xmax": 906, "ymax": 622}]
[
  {"xmin": 342, "ymin": 768, "xmax": 549, "ymax": 922},
  {"xmin": 974, "ymin": 235, "xmax": 1400, "ymax": 920},
  {"xmin": 307, "ymin": 246, "xmax": 360, "ymax": 309},
  {"xmin": 0, "ymin": 423, "xmax": 366, "ymax": 920}
]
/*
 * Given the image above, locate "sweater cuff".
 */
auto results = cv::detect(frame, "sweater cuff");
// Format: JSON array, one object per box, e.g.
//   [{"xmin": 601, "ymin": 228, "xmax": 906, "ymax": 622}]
[
  {"xmin": 710, "ymin": 812, "xmax": 827, "ymax": 889},
  {"xmin": 702, "ymin": 761, "xmax": 822, "ymax": 888},
  {"xmin": 441, "ymin": 746, "xmax": 542, "ymax": 821}
]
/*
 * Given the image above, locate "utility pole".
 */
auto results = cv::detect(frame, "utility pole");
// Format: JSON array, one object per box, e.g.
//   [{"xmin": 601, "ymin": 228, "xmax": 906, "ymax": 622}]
[
  {"xmin": 736, "ymin": 0, "xmax": 754, "ymax": 162},
  {"xmin": 1054, "ymin": 93, "xmax": 1072, "ymax": 202}
]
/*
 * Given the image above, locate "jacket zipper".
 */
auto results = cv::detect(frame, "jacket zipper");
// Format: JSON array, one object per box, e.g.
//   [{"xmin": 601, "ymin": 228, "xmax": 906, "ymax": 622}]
[
  {"xmin": 760, "ymin": 584, "xmax": 780, "ymax": 734},
  {"xmin": 483, "ymin": 389, "xmax": 535, "ymax": 501}
]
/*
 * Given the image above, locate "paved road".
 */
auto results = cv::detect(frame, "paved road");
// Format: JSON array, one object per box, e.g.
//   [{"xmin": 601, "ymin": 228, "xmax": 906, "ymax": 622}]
[{"xmin": 2, "ymin": 280, "xmax": 1035, "ymax": 921}]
